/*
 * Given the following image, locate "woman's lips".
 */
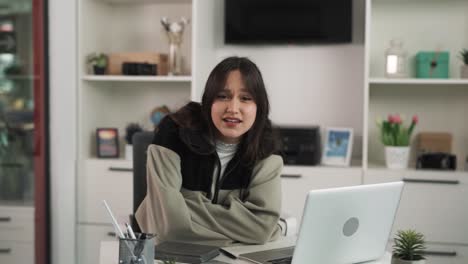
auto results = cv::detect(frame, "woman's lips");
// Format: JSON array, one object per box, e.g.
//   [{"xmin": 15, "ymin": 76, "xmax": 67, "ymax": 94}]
[{"xmin": 223, "ymin": 118, "xmax": 241, "ymax": 126}]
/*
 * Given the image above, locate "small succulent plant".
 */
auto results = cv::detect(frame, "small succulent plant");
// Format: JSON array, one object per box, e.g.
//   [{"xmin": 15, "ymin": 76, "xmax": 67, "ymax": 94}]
[
  {"xmin": 87, "ymin": 52, "xmax": 108, "ymax": 68},
  {"xmin": 392, "ymin": 229, "xmax": 426, "ymax": 261}
]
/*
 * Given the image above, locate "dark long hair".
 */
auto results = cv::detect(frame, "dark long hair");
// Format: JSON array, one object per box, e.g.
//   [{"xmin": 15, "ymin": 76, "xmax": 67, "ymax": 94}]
[{"xmin": 172, "ymin": 56, "xmax": 280, "ymax": 165}]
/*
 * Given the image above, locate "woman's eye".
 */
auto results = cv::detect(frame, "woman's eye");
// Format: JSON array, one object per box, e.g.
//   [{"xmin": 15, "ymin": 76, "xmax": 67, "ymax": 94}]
[
  {"xmin": 216, "ymin": 94, "xmax": 228, "ymax": 100},
  {"xmin": 241, "ymin": 96, "xmax": 253, "ymax": 101}
]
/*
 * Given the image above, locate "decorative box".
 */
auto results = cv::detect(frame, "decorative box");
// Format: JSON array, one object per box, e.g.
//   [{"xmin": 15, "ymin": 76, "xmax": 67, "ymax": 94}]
[{"xmin": 416, "ymin": 51, "xmax": 449, "ymax": 78}]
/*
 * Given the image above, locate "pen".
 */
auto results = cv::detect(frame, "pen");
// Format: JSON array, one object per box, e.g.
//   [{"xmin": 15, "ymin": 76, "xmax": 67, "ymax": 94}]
[
  {"xmin": 125, "ymin": 222, "xmax": 137, "ymax": 239},
  {"xmin": 102, "ymin": 200, "xmax": 125, "ymax": 239}
]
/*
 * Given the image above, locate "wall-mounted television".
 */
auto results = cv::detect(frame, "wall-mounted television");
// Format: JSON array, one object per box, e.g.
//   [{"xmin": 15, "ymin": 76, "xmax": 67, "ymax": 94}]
[{"xmin": 225, "ymin": 0, "xmax": 352, "ymax": 44}]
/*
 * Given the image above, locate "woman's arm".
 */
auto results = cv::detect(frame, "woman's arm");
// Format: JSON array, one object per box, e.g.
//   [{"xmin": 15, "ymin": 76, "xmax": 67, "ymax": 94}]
[
  {"xmin": 183, "ymin": 155, "xmax": 283, "ymax": 244},
  {"xmin": 135, "ymin": 145, "xmax": 233, "ymax": 246}
]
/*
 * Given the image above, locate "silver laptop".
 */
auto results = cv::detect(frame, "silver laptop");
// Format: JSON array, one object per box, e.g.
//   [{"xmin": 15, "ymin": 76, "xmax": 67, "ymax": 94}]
[{"xmin": 240, "ymin": 182, "xmax": 404, "ymax": 264}]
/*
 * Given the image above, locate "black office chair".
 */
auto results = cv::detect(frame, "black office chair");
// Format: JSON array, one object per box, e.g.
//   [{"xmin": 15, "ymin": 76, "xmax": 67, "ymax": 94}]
[{"xmin": 131, "ymin": 131, "xmax": 154, "ymax": 233}]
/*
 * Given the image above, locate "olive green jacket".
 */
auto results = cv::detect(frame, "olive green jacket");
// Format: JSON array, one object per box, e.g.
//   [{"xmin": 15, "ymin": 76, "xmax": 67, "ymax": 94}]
[{"xmin": 135, "ymin": 144, "xmax": 283, "ymax": 246}]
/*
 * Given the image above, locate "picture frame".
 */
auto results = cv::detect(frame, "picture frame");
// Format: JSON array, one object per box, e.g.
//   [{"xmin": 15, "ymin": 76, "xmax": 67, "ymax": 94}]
[
  {"xmin": 322, "ymin": 127, "xmax": 353, "ymax": 166},
  {"xmin": 96, "ymin": 128, "xmax": 119, "ymax": 158}
]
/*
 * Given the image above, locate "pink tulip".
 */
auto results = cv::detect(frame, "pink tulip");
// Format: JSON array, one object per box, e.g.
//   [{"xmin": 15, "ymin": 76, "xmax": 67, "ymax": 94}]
[
  {"xmin": 412, "ymin": 115, "xmax": 419, "ymax": 124},
  {"xmin": 387, "ymin": 114, "xmax": 394, "ymax": 123},
  {"xmin": 393, "ymin": 114, "xmax": 402, "ymax": 124}
]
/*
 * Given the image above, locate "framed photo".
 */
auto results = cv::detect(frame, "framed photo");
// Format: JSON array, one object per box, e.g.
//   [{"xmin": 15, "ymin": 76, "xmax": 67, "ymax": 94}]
[
  {"xmin": 322, "ymin": 127, "xmax": 353, "ymax": 166},
  {"xmin": 96, "ymin": 128, "xmax": 119, "ymax": 158}
]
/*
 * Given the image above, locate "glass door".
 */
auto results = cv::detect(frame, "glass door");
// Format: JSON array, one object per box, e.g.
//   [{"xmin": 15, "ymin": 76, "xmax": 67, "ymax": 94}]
[{"xmin": 0, "ymin": 0, "xmax": 48, "ymax": 263}]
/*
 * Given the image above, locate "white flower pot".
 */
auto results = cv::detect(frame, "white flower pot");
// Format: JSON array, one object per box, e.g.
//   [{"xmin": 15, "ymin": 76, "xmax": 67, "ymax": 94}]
[
  {"xmin": 385, "ymin": 146, "xmax": 410, "ymax": 169},
  {"xmin": 125, "ymin": 144, "xmax": 133, "ymax": 161},
  {"xmin": 391, "ymin": 256, "xmax": 426, "ymax": 264},
  {"xmin": 461, "ymin": 65, "xmax": 468, "ymax": 79}
]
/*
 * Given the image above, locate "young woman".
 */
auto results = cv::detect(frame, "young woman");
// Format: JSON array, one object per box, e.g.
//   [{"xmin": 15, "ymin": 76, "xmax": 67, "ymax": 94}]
[{"xmin": 135, "ymin": 56, "xmax": 283, "ymax": 246}]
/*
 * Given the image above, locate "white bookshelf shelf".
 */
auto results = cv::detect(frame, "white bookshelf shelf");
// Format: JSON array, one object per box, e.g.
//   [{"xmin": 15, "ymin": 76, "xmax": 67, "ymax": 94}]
[
  {"xmin": 369, "ymin": 78, "xmax": 468, "ymax": 85},
  {"xmin": 96, "ymin": 0, "xmax": 190, "ymax": 5},
  {"xmin": 82, "ymin": 75, "xmax": 192, "ymax": 82}
]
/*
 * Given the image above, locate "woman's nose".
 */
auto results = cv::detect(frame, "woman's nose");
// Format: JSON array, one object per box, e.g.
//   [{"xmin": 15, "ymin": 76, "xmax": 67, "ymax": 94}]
[{"xmin": 226, "ymin": 99, "xmax": 240, "ymax": 113}]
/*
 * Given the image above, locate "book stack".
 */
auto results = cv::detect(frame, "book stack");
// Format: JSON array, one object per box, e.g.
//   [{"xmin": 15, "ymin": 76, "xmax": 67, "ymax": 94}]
[{"xmin": 154, "ymin": 241, "xmax": 220, "ymax": 264}]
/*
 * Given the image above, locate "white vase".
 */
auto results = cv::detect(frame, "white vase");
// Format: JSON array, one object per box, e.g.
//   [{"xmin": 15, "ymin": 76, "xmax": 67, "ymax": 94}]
[
  {"xmin": 461, "ymin": 65, "xmax": 468, "ymax": 79},
  {"xmin": 125, "ymin": 144, "xmax": 133, "ymax": 161},
  {"xmin": 385, "ymin": 146, "xmax": 410, "ymax": 169},
  {"xmin": 391, "ymin": 255, "xmax": 426, "ymax": 264}
]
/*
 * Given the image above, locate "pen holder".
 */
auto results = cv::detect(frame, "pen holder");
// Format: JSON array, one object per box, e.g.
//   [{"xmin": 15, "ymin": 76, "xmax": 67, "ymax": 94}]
[{"xmin": 118, "ymin": 233, "xmax": 155, "ymax": 264}]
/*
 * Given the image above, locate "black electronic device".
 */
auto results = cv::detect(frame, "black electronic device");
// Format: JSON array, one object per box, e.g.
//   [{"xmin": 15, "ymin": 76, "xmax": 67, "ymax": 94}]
[
  {"xmin": 225, "ymin": 0, "xmax": 352, "ymax": 44},
  {"xmin": 122, "ymin": 62, "xmax": 157, "ymax": 75},
  {"xmin": 277, "ymin": 126, "xmax": 321, "ymax": 166},
  {"xmin": 416, "ymin": 152, "xmax": 456, "ymax": 170}
]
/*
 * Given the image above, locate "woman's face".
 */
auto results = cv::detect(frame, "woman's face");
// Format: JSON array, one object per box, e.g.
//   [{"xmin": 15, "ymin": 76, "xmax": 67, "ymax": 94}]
[{"xmin": 211, "ymin": 70, "xmax": 257, "ymax": 144}]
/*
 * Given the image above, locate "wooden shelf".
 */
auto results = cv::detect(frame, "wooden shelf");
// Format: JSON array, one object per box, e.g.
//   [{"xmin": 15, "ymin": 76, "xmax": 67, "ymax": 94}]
[
  {"xmin": 369, "ymin": 78, "xmax": 468, "ymax": 85},
  {"xmin": 82, "ymin": 75, "xmax": 192, "ymax": 82}
]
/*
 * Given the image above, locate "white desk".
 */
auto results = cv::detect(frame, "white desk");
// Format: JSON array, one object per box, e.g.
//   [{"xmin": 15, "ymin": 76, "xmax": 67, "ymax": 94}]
[{"xmin": 99, "ymin": 238, "xmax": 392, "ymax": 264}]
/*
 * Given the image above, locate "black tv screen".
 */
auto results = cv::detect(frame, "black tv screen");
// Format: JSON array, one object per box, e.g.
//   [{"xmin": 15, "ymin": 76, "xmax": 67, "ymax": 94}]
[{"xmin": 225, "ymin": 0, "xmax": 352, "ymax": 44}]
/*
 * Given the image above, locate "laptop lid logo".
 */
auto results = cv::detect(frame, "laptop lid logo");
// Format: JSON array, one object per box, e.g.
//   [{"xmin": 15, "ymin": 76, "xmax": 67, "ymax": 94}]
[{"xmin": 343, "ymin": 217, "xmax": 359, "ymax": 237}]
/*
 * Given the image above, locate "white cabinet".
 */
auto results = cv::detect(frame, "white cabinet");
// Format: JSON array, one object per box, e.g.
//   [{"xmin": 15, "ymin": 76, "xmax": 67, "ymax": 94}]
[
  {"xmin": 281, "ymin": 166, "xmax": 362, "ymax": 223},
  {"xmin": 78, "ymin": 159, "xmax": 133, "ymax": 224},
  {"xmin": 77, "ymin": 159, "xmax": 133, "ymax": 264},
  {"xmin": 0, "ymin": 206, "xmax": 34, "ymax": 242},
  {"xmin": 77, "ymin": 224, "xmax": 119, "ymax": 264},
  {"xmin": 0, "ymin": 206, "xmax": 34, "ymax": 264},
  {"xmin": 423, "ymin": 243, "xmax": 468, "ymax": 264},
  {"xmin": 77, "ymin": 160, "xmax": 133, "ymax": 264},
  {"xmin": 365, "ymin": 169, "xmax": 468, "ymax": 245},
  {"xmin": 386, "ymin": 242, "xmax": 468, "ymax": 264},
  {"xmin": 0, "ymin": 241, "xmax": 34, "ymax": 264}
]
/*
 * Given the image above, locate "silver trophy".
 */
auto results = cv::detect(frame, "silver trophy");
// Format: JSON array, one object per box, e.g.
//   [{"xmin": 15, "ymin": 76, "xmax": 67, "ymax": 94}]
[{"xmin": 161, "ymin": 17, "xmax": 190, "ymax": 75}]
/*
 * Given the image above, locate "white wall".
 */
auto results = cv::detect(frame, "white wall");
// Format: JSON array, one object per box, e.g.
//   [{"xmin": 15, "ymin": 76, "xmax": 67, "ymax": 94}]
[
  {"xmin": 49, "ymin": 0, "xmax": 77, "ymax": 263},
  {"xmin": 193, "ymin": 0, "xmax": 366, "ymax": 159}
]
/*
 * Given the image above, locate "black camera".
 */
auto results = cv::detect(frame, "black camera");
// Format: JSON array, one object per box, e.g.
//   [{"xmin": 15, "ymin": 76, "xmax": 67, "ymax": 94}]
[
  {"xmin": 122, "ymin": 62, "xmax": 157, "ymax": 75},
  {"xmin": 416, "ymin": 152, "xmax": 456, "ymax": 170}
]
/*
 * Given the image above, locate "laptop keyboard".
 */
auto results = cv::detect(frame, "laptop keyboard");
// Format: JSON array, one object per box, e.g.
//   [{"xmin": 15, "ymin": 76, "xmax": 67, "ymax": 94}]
[{"xmin": 268, "ymin": 256, "xmax": 292, "ymax": 264}]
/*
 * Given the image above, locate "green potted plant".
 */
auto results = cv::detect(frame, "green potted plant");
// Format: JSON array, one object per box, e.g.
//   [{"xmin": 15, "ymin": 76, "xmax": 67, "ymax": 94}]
[
  {"xmin": 377, "ymin": 114, "xmax": 418, "ymax": 169},
  {"xmin": 460, "ymin": 49, "xmax": 468, "ymax": 78},
  {"xmin": 392, "ymin": 230, "xmax": 426, "ymax": 264},
  {"xmin": 87, "ymin": 52, "xmax": 108, "ymax": 75}
]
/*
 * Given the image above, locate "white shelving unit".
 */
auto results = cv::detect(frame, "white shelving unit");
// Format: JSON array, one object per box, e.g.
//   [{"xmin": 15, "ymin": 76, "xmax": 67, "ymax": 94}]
[
  {"xmin": 76, "ymin": 1, "xmax": 193, "ymax": 263},
  {"xmin": 369, "ymin": 78, "xmax": 468, "ymax": 85},
  {"xmin": 364, "ymin": 0, "xmax": 468, "ymax": 261},
  {"xmin": 365, "ymin": 0, "xmax": 468, "ymax": 170}
]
